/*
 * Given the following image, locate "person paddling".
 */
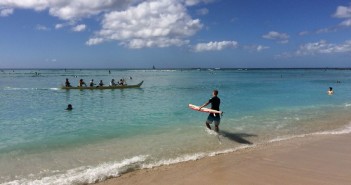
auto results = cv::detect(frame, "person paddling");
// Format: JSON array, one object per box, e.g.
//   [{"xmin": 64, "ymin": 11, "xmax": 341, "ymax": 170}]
[{"xmin": 65, "ymin": 78, "xmax": 71, "ymax": 87}]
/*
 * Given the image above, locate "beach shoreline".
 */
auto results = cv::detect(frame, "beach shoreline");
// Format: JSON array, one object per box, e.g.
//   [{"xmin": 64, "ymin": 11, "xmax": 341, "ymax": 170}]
[{"xmin": 98, "ymin": 132, "xmax": 351, "ymax": 185}]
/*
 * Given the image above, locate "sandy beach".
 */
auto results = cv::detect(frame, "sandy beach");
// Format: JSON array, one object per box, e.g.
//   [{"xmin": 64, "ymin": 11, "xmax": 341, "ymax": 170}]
[{"xmin": 98, "ymin": 133, "xmax": 351, "ymax": 185}]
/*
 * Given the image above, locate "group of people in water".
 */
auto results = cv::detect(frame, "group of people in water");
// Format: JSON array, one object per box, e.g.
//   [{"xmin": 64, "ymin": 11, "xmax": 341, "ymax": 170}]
[{"xmin": 65, "ymin": 78, "xmax": 126, "ymax": 87}]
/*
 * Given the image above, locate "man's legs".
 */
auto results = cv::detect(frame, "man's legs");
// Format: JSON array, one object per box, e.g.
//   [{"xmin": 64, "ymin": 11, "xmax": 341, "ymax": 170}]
[
  {"xmin": 214, "ymin": 119, "xmax": 220, "ymax": 132},
  {"xmin": 206, "ymin": 122, "xmax": 211, "ymax": 130},
  {"xmin": 206, "ymin": 116, "xmax": 213, "ymax": 130}
]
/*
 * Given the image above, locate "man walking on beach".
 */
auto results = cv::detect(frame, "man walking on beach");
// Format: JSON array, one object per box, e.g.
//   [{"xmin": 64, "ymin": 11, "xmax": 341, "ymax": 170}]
[{"xmin": 199, "ymin": 90, "xmax": 221, "ymax": 132}]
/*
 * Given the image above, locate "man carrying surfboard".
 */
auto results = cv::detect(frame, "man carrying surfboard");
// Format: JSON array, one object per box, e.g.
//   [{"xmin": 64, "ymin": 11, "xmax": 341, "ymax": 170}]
[{"xmin": 199, "ymin": 90, "xmax": 221, "ymax": 132}]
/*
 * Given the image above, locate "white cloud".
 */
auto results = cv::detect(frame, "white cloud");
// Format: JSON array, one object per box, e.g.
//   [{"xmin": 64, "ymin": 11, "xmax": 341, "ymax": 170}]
[
  {"xmin": 277, "ymin": 40, "xmax": 351, "ymax": 58},
  {"xmin": 1, "ymin": 0, "xmax": 209, "ymax": 48},
  {"xmin": 87, "ymin": 0, "xmax": 202, "ymax": 48},
  {"xmin": 193, "ymin": 41, "xmax": 238, "ymax": 52},
  {"xmin": 333, "ymin": 4, "xmax": 351, "ymax": 27},
  {"xmin": 35, "ymin": 24, "xmax": 50, "ymax": 31},
  {"xmin": 86, "ymin": 38, "xmax": 104, "ymax": 46},
  {"xmin": 46, "ymin": 58, "xmax": 57, "ymax": 62},
  {"xmin": 298, "ymin": 31, "xmax": 309, "ymax": 36},
  {"xmin": 184, "ymin": 0, "xmax": 215, "ymax": 6},
  {"xmin": 55, "ymin": 23, "xmax": 64, "ymax": 29},
  {"xmin": 296, "ymin": 40, "xmax": 351, "ymax": 56},
  {"xmin": 316, "ymin": 27, "xmax": 338, "ymax": 34},
  {"xmin": 302, "ymin": 4, "xmax": 351, "ymax": 35},
  {"xmin": 196, "ymin": 8, "xmax": 208, "ymax": 15},
  {"xmin": 0, "ymin": 0, "xmax": 137, "ymax": 20},
  {"xmin": 333, "ymin": 5, "xmax": 351, "ymax": 18},
  {"xmin": 256, "ymin": 45, "xmax": 269, "ymax": 52},
  {"xmin": 244, "ymin": 44, "xmax": 269, "ymax": 52},
  {"xmin": 0, "ymin": 0, "xmax": 48, "ymax": 11},
  {"xmin": 340, "ymin": 19, "xmax": 351, "ymax": 26},
  {"xmin": 72, "ymin": 24, "xmax": 86, "ymax": 32},
  {"xmin": 0, "ymin": 8, "xmax": 14, "ymax": 17},
  {"xmin": 262, "ymin": 31, "xmax": 289, "ymax": 44}
]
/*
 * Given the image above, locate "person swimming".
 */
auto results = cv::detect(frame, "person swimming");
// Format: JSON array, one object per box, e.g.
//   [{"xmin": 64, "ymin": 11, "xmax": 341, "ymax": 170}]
[
  {"xmin": 327, "ymin": 87, "xmax": 334, "ymax": 95},
  {"xmin": 66, "ymin": 104, "xmax": 73, "ymax": 110}
]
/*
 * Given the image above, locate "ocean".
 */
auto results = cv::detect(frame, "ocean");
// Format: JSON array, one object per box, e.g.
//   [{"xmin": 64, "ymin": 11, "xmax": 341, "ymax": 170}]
[{"xmin": 1, "ymin": 69, "xmax": 351, "ymax": 184}]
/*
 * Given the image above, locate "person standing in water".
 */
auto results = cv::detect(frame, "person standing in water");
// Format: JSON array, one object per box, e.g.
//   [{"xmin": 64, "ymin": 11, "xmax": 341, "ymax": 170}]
[{"xmin": 199, "ymin": 89, "xmax": 221, "ymax": 132}]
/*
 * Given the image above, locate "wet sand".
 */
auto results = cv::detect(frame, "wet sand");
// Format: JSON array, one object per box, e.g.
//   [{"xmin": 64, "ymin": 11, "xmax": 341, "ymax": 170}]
[{"xmin": 98, "ymin": 134, "xmax": 351, "ymax": 185}]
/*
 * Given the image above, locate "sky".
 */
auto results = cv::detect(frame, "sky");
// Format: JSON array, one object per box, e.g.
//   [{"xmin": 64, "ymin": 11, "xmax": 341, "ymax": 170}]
[{"xmin": 0, "ymin": 0, "xmax": 351, "ymax": 68}]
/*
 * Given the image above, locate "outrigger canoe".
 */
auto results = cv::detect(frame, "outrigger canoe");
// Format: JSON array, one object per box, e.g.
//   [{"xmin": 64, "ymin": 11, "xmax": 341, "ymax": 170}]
[{"xmin": 61, "ymin": 81, "xmax": 144, "ymax": 90}]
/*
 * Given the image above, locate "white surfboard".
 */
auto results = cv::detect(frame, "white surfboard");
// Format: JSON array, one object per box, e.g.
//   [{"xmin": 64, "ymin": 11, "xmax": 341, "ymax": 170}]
[{"xmin": 188, "ymin": 104, "xmax": 222, "ymax": 114}]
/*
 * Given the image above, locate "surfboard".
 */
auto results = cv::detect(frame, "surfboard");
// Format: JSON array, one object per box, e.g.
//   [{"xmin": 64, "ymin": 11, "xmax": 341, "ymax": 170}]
[{"xmin": 188, "ymin": 104, "xmax": 222, "ymax": 114}]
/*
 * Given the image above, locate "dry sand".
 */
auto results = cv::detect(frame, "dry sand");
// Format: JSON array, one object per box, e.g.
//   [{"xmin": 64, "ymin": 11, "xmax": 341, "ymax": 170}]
[{"xmin": 98, "ymin": 134, "xmax": 351, "ymax": 185}]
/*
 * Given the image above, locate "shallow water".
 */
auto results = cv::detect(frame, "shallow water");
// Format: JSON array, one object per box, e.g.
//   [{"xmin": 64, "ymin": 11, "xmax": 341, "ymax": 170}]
[{"xmin": 1, "ymin": 69, "xmax": 351, "ymax": 184}]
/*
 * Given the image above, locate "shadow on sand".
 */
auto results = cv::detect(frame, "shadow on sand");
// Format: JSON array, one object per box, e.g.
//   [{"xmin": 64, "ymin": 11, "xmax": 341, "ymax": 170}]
[{"xmin": 220, "ymin": 131, "xmax": 257, "ymax": 145}]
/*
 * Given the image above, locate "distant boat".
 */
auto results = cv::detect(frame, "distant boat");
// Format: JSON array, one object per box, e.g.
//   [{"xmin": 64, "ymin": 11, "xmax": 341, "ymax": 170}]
[
  {"xmin": 152, "ymin": 65, "xmax": 156, "ymax": 70},
  {"xmin": 61, "ymin": 81, "xmax": 144, "ymax": 90}
]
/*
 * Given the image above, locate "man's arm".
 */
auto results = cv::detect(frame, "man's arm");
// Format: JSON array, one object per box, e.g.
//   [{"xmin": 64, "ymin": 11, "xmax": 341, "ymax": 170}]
[{"xmin": 199, "ymin": 101, "xmax": 210, "ymax": 110}]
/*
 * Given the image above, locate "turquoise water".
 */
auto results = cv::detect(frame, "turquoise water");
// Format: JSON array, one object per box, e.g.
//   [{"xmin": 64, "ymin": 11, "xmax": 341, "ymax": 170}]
[{"xmin": 1, "ymin": 69, "xmax": 351, "ymax": 184}]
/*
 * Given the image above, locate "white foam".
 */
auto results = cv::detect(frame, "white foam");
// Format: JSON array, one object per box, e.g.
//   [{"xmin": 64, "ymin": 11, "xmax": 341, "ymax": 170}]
[
  {"xmin": 3, "ymin": 87, "xmax": 50, "ymax": 91},
  {"xmin": 6, "ymin": 123, "xmax": 351, "ymax": 185},
  {"xmin": 205, "ymin": 128, "xmax": 218, "ymax": 135},
  {"xmin": 5, "ymin": 145, "xmax": 255, "ymax": 185},
  {"xmin": 2, "ymin": 155, "xmax": 148, "ymax": 185},
  {"xmin": 4, "ymin": 87, "xmax": 31, "ymax": 90},
  {"xmin": 345, "ymin": 103, "xmax": 351, "ymax": 107},
  {"xmin": 142, "ymin": 145, "xmax": 254, "ymax": 169},
  {"xmin": 269, "ymin": 123, "xmax": 351, "ymax": 143},
  {"xmin": 49, "ymin": 88, "xmax": 60, "ymax": 91}
]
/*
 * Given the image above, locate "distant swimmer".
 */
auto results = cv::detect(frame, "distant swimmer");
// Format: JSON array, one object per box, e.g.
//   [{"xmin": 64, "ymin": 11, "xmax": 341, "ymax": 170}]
[
  {"xmin": 327, "ymin": 87, "xmax": 334, "ymax": 95},
  {"xmin": 199, "ymin": 89, "xmax": 221, "ymax": 132},
  {"xmin": 65, "ymin": 78, "xmax": 71, "ymax": 87},
  {"xmin": 66, "ymin": 104, "xmax": 73, "ymax": 110}
]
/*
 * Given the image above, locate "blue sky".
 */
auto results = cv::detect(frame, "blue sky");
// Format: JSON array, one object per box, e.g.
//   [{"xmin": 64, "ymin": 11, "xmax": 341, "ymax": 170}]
[{"xmin": 1, "ymin": 0, "xmax": 351, "ymax": 68}]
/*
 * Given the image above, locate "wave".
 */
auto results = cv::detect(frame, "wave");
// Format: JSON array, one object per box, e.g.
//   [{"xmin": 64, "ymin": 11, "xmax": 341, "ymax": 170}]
[
  {"xmin": 3, "ymin": 87, "xmax": 60, "ymax": 91},
  {"xmin": 269, "ymin": 123, "xmax": 351, "ymax": 143},
  {"xmin": 3, "ymin": 155, "xmax": 148, "ymax": 185},
  {"xmin": 4, "ymin": 123, "xmax": 351, "ymax": 185},
  {"xmin": 142, "ymin": 145, "xmax": 253, "ymax": 169},
  {"xmin": 2, "ymin": 144, "xmax": 255, "ymax": 185}
]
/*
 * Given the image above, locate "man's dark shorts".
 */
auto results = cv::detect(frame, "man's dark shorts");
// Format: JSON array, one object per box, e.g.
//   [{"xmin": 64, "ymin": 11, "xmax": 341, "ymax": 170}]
[{"xmin": 206, "ymin": 114, "xmax": 220, "ymax": 126}]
